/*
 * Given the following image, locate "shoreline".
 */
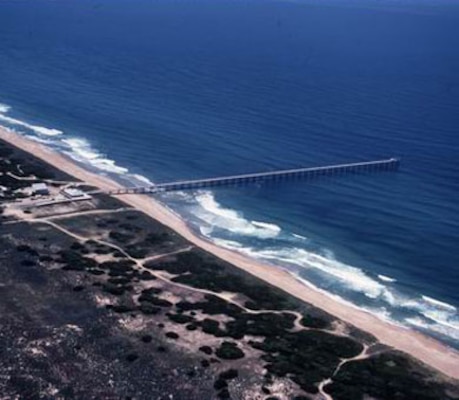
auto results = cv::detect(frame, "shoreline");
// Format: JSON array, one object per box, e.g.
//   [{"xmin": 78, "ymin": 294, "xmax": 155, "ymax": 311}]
[{"xmin": 1, "ymin": 126, "xmax": 459, "ymax": 380}]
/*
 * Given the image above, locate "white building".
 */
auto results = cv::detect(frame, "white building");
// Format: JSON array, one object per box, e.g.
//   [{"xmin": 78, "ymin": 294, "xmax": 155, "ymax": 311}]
[
  {"xmin": 61, "ymin": 187, "xmax": 86, "ymax": 199},
  {"xmin": 31, "ymin": 183, "xmax": 49, "ymax": 196}
]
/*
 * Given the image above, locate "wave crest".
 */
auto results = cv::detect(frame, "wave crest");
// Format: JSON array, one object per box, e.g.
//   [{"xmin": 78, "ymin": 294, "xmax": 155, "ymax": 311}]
[
  {"xmin": 62, "ymin": 137, "xmax": 128, "ymax": 175},
  {"xmin": 0, "ymin": 104, "xmax": 63, "ymax": 136},
  {"xmin": 193, "ymin": 191, "xmax": 282, "ymax": 239}
]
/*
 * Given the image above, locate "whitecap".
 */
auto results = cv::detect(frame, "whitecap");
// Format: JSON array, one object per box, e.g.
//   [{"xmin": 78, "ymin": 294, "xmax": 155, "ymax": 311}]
[
  {"xmin": 378, "ymin": 274, "xmax": 397, "ymax": 283},
  {"xmin": 252, "ymin": 221, "xmax": 282, "ymax": 234},
  {"xmin": 0, "ymin": 103, "xmax": 11, "ymax": 113},
  {"xmin": 292, "ymin": 233, "xmax": 308, "ymax": 241}
]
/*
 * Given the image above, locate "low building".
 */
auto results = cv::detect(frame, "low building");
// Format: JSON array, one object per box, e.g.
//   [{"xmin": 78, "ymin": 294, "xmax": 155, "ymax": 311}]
[
  {"xmin": 31, "ymin": 183, "xmax": 49, "ymax": 196},
  {"xmin": 61, "ymin": 187, "xmax": 85, "ymax": 199},
  {"xmin": 0, "ymin": 185, "xmax": 7, "ymax": 197}
]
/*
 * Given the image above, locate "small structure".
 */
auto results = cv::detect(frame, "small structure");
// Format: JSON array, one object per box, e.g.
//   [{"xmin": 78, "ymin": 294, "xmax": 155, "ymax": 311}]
[
  {"xmin": 31, "ymin": 183, "xmax": 49, "ymax": 196},
  {"xmin": 61, "ymin": 187, "xmax": 85, "ymax": 199},
  {"xmin": 0, "ymin": 185, "xmax": 7, "ymax": 197}
]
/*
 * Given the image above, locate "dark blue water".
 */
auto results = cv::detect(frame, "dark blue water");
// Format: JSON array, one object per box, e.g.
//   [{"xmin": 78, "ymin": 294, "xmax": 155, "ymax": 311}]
[{"xmin": 1, "ymin": 0, "xmax": 458, "ymax": 346}]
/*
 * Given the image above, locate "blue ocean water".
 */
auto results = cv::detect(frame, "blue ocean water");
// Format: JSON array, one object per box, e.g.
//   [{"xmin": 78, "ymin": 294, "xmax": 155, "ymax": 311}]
[{"xmin": 1, "ymin": 0, "xmax": 458, "ymax": 346}]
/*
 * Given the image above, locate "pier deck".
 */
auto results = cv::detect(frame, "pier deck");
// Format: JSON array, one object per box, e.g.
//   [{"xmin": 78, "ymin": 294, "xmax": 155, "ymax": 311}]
[{"xmin": 99, "ymin": 158, "xmax": 400, "ymax": 195}]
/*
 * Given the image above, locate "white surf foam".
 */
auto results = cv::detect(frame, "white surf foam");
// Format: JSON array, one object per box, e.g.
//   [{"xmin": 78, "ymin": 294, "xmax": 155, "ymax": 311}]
[
  {"xmin": 0, "ymin": 103, "xmax": 11, "ymax": 113},
  {"xmin": 131, "ymin": 173, "xmax": 154, "ymax": 187},
  {"xmin": 252, "ymin": 221, "xmax": 282, "ymax": 234},
  {"xmin": 406, "ymin": 316, "xmax": 459, "ymax": 341},
  {"xmin": 199, "ymin": 225, "xmax": 214, "ymax": 236},
  {"xmin": 62, "ymin": 137, "xmax": 128, "ymax": 175},
  {"xmin": 209, "ymin": 233, "xmax": 459, "ymax": 342},
  {"xmin": 268, "ymin": 247, "xmax": 387, "ymax": 299},
  {"xmin": 0, "ymin": 107, "xmax": 63, "ymax": 136},
  {"xmin": 378, "ymin": 274, "xmax": 397, "ymax": 283},
  {"xmin": 422, "ymin": 295, "xmax": 457, "ymax": 311},
  {"xmin": 205, "ymin": 236, "xmax": 390, "ymax": 300},
  {"xmin": 293, "ymin": 233, "xmax": 308, "ymax": 241},
  {"xmin": 292, "ymin": 272, "xmax": 405, "ymax": 328},
  {"xmin": 193, "ymin": 191, "xmax": 281, "ymax": 239},
  {"xmin": 213, "ymin": 237, "xmax": 244, "ymax": 249}
]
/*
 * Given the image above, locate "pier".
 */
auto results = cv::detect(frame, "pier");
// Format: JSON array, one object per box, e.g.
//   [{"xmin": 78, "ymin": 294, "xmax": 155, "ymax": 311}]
[{"xmin": 102, "ymin": 158, "xmax": 400, "ymax": 195}]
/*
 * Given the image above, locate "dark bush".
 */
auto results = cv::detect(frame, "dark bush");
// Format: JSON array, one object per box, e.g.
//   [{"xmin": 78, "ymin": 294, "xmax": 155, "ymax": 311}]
[
  {"xmin": 138, "ymin": 303, "xmax": 161, "ymax": 315},
  {"xmin": 137, "ymin": 270, "xmax": 156, "ymax": 280},
  {"xmin": 214, "ymin": 379, "xmax": 228, "ymax": 390},
  {"xmin": 219, "ymin": 369, "xmax": 238, "ymax": 381},
  {"xmin": 70, "ymin": 242, "xmax": 85, "ymax": 251},
  {"xmin": 102, "ymin": 283, "xmax": 127, "ymax": 296},
  {"xmin": 300, "ymin": 314, "xmax": 329, "ymax": 329},
  {"xmin": 109, "ymin": 231, "xmax": 134, "ymax": 243},
  {"xmin": 217, "ymin": 389, "xmax": 231, "ymax": 399},
  {"xmin": 215, "ymin": 342, "xmax": 245, "ymax": 360},
  {"xmin": 16, "ymin": 244, "xmax": 32, "ymax": 252},
  {"xmin": 125, "ymin": 353, "xmax": 138, "ymax": 362},
  {"xmin": 111, "ymin": 304, "xmax": 136, "ymax": 313},
  {"xmin": 141, "ymin": 334, "xmax": 153, "ymax": 343},
  {"xmin": 167, "ymin": 313, "xmax": 194, "ymax": 324},
  {"xmin": 165, "ymin": 331, "xmax": 179, "ymax": 339},
  {"xmin": 138, "ymin": 294, "xmax": 172, "ymax": 308},
  {"xmin": 186, "ymin": 323, "xmax": 198, "ymax": 331},
  {"xmin": 88, "ymin": 269, "xmax": 105, "ymax": 275},
  {"xmin": 200, "ymin": 318, "xmax": 223, "ymax": 336},
  {"xmin": 108, "ymin": 277, "xmax": 131, "ymax": 285},
  {"xmin": 199, "ymin": 346, "xmax": 213, "ymax": 355}
]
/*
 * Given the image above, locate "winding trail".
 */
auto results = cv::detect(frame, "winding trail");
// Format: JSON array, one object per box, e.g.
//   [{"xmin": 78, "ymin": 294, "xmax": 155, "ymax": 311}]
[{"xmin": 3, "ymin": 207, "xmax": 134, "ymax": 224}]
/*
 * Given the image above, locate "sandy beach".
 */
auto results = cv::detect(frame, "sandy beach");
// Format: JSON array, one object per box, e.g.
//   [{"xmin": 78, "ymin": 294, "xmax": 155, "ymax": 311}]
[{"xmin": 1, "ymin": 126, "xmax": 458, "ymax": 380}]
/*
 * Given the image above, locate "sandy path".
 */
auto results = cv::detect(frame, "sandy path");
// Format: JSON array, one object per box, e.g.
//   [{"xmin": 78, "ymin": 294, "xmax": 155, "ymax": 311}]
[{"xmin": 1, "ymin": 127, "xmax": 458, "ymax": 380}]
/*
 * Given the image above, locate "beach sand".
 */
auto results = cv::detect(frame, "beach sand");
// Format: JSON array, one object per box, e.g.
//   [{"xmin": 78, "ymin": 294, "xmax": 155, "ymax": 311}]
[{"xmin": 1, "ymin": 126, "xmax": 458, "ymax": 380}]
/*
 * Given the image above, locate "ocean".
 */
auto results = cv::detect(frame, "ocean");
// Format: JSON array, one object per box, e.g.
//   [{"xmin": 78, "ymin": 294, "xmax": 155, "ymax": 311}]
[{"xmin": 1, "ymin": 0, "xmax": 458, "ymax": 347}]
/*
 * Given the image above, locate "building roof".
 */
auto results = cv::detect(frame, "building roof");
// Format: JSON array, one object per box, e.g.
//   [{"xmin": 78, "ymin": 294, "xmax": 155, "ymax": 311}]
[
  {"xmin": 62, "ymin": 187, "xmax": 85, "ymax": 197},
  {"xmin": 31, "ymin": 183, "xmax": 48, "ymax": 191}
]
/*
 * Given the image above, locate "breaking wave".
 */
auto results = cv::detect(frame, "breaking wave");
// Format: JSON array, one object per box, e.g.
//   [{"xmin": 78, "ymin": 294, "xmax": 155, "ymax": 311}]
[
  {"xmin": 61, "ymin": 137, "xmax": 128, "ymax": 175},
  {"xmin": 422, "ymin": 295, "xmax": 457, "ymax": 311},
  {"xmin": 0, "ymin": 104, "xmax": 63, "ymax": 136},
  {"xmin": 193, "ymin": 191, "xmax": 282, "ymax": 239}
]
